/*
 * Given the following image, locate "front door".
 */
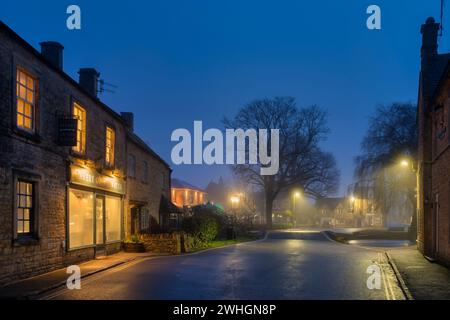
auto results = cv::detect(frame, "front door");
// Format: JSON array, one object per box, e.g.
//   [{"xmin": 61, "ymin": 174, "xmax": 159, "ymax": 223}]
[{"xmin": 95, "ymin": 195, "xmax": 106, "ymax": 257}]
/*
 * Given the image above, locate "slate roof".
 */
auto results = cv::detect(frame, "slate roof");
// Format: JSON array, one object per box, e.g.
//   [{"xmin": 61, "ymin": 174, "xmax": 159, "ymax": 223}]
[
  {"xmin": 171, "ymin": 178, "xmax": 206, "ymax": 192},
  {"xmin": 127, "ymin": 131, "xmax": 171, "ymax": 170},
  {"xmin": 421, "ymin": 53, "xmax": 450, "ymax": 101}
]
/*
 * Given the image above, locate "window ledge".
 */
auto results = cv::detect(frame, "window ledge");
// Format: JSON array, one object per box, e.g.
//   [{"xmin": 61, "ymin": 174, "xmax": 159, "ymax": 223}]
[
  {"xmin": 13, "ymin": 128, "xmax": 41, "ymax": 143},
  {"xmin": 13, "ymin": 236, "xmax": 39, "ymax": 246}
]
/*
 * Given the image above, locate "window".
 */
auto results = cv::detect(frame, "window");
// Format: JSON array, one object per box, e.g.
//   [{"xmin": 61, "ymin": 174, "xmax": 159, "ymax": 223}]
[
  {"xmin": 105, "ymin": 196, "xmax": 121, "ymax": 242},
  {"xmin": 16, "ymin": 68, "xmax": 36, "ymax": 131},
  {"xmin": 142, "ymin": 161, "xmax": 148, "ymax": 183},
  {"xmin": 69, "ymin": 189, "xmax": 94, "ymax": 248},
  {"xmin": 72, "ymin": 102, "xmax": 86, "ymax": 154},
  {"xmin": 105, "ymin": 126, "xmax": 115, "ymax": 167},
  {"xmin": 128, "ymin": 154, "xmax": 136, "ymax": 178},
  {"xmin": 16, "ymin": 180, "xmax": 34, "ymax": 236}
]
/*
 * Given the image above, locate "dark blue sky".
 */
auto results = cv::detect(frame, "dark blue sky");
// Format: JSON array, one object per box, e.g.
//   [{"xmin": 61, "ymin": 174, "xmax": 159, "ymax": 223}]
[{"xmin": 2, "ymin": 1, "xmax": 448, "ymax": 194}]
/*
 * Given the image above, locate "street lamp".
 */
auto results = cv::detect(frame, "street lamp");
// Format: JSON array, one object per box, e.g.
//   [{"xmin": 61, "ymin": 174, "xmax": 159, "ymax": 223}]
[
  {"xmin": 230, "ymin": 196, "xmax": 240, "ymax": 219},
  {"xmin": 292, "ymin": 190, "xmax": 302, "ymax": 226},
  {"xmin": 398, "ymin": 157, "xmax": 418, "ymax": 240},
  {"xmin": 400, "ymin": 159, "xmax": 409, "ymax": 167}
]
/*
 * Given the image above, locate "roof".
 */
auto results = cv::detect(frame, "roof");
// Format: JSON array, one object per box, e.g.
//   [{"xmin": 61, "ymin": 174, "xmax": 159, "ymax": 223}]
[
  {"xmin": 0, "ymin": 20, "xmax": 125, "ymax": 124},
  {"xmin": 127, "ymin": 131, "xmax": 171, "ymax": 170},
  {"xmin": 315, "ymin": 197, "xmax": 346, "ymax": 210},
  {"xmin": 171, "ymin": 178, "xmax": 206, "ymax": 192},
  {"xmin": 432, "ymin": 59, "xmax": 450, "ymax": 102},
  {"xmin": 421, "ymin": 53, "xmax": 450, "ymax": 101}
]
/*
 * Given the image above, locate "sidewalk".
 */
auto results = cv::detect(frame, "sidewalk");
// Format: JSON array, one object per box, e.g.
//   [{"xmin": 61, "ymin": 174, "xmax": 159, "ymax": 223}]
[
  {"xmin": 0, "ymin": 252, "xmax": 161, "ymax": 300},
  {"xmin": 387, "ymin": 245, "xmax": 450, "ymax": 300}
]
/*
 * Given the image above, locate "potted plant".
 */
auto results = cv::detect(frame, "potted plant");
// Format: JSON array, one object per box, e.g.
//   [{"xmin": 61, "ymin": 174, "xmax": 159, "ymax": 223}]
[{"xmin": 123, "ymin": 234, "xmax": 145, "ymax": 253}]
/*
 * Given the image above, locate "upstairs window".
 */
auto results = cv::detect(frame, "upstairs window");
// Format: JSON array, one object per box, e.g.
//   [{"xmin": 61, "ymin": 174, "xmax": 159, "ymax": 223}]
[
  {"xmin": 16, "ymin": 180, "xmax": 34, "ymax": 236},
  {"xmin": 105, "ymin": 126, "xmax": 115, "ymax": 167},
  {"xmin": 72, "ymin": 102, "xmax": 86, "ymax": 154},
  {"xmin": 142, "ymin": 161, "xmax": 149, "ymax": 183},
  {"xmin": 16, "ymin": 69, "xmax": 36, "ymax": 132}
]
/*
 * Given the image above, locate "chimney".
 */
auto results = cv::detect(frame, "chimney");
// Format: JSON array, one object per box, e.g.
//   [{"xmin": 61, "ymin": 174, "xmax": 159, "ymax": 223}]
[
  {"xmin": 121, "ymin": 112, "xmax": 134, "ymax": 132},
  {"xmin": 40, "ymin": 41, "xmax": 64, "ymax": 70},
  {"xmin": 78, "ymin": 68, "xmax": 100, "ymax": 98},
  {"xmin": 420, "ymin": 17, "xmax": 440, "ymax": 62}
]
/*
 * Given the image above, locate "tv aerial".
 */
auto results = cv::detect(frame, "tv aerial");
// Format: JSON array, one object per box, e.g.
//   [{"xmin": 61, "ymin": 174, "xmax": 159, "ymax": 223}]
[{"xmin": 98, "ymin": 79, "xmax": 118, "ymax": 95}]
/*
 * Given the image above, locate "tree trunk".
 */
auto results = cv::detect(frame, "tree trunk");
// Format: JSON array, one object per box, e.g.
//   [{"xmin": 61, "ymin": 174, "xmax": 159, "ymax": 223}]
[{"xmin": 265, "ymin": 195, "xmax": 273, "ymax": 228}]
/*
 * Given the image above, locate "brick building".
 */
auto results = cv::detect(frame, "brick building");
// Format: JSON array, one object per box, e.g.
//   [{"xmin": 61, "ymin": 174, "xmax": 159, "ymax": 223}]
[
  {"xmin": 417, "ymin": 17, "xmax": 450, "ymax": 264},
  {"xmin": 0, "ymin": 21, "xmax": 172, "ymax": 284}
]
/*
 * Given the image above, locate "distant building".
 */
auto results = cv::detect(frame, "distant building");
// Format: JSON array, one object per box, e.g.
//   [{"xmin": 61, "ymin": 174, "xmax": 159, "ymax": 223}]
[
  {"xmin": 171, "ymin": 178, "xmax": 207, "ymax": 208},
  {"xmin": 417, "ymin": 17, "xmax": 450, "ymax": 265},
  {"xmin": 347, "ymin": 181, "xmax": 382, "ymax": 227},
  {"xmin": 315, "ymin": 197, "xmax": 353, "ymax": 227}
]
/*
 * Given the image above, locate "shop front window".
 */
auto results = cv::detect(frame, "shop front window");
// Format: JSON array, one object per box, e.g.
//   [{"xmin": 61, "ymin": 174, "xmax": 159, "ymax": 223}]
[
  {"xmin": 105, "ymin": 196, "xmax": 121, "ymax": 242},
  {"xmin": 69, "ymin": 189, "xmax": 94, "ymax": 248}
]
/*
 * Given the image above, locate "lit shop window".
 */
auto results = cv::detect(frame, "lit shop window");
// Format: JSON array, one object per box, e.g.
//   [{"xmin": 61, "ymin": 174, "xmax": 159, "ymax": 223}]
[
  {"xmin": 16, "ymin": 69, "xmax": 36, "ymax": 131},
  {"xmin": 105, "ymin": 196, "xmax": 121, "ymax": 242},
  {"xmin": 105, "ymin": 127, "xmax": 115, "ymax": 167},
  {"xmin": 73, "ymin": 102, "xmax": 86, "ymax": 154},
  {"xmin": 16, "ymin": 180, "xmax": 34, "ymax": 235},
  {"xmin": 69, "ymin": 189, "xmax": 94, "ymax": 248}
]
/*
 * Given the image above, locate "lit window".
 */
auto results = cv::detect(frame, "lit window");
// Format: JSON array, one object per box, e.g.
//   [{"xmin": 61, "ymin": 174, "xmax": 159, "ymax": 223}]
[
  {"xmin": 128, "ymin": 154, "xmax": 136, "ymax": 178},
  {"xmin": 16, "ymin": 69, "xmax": 36, "ymax": 131},
  {"xmin": 105, "ymin": 126, "xmax": 115, "ymax": 167},
  {"xmin": 17, "ymin": 180, "xmax": 34, "ymax": 235},
  {"xmin": 72, "ymin": 102, "xmax": 86, "ymax": 154},
  {"xmin": 69, "ymin": 188, "xmax": 94, "ymax": 248}
]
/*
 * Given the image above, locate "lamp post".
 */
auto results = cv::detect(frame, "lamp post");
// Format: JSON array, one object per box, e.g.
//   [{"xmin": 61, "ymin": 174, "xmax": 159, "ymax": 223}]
[
  {"xmin": 292, "ymin": 191, "xmax": 301, "ymax": 226},
  {"xmin": 399, "ymin": 158, "xmax": 418, "ymax": 240},
  {"xmin": 230, "ymin": 196, "xmax": 240, "ymax": 219}
]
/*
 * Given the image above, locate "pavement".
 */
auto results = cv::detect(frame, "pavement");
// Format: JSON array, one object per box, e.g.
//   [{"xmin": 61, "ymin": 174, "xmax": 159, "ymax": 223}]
[
  {"xmin": 387, "ymin": 245, "xmax": 450, "ymax": 300},
  {"xmin": 0, "ymin": 251, "xmax": 162, "ymax": 299},
  {"xmin": 36, "ymin": 230, "xmax": 405, "ymax": 300}
]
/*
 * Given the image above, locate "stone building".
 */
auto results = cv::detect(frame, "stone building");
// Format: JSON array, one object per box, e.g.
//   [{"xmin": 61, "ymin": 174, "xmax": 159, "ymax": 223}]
[
  {"xmin": 171, "ymin": 178, "xmax": 207, "ymax": 208},
  {"xmin": 417, "ymin": 17, "xmax": 450, "ymax": 265},
  {"xmin": 0, "ymin": 21, "xmax": 171, "ymax": 284},
  {"xmin": 122, "ymin": 114, "xmax": 173, "ymax": 237}
]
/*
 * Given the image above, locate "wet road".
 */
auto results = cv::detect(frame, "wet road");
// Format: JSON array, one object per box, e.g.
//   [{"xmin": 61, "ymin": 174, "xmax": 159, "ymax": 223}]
[{"xmin": 44, "ymin": 231, "xmax": 404, "ymax": 300}]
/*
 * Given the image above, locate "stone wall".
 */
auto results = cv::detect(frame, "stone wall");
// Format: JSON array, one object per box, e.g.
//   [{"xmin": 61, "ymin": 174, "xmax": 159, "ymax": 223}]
[{"xmin": 141, "ymin": 233, "xmax": 183, "ymax": 255}]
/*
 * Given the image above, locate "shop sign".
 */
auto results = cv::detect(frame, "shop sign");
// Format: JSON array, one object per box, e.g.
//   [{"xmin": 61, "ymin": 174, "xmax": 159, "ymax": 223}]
[{"xmin": 70, "ymin": 165, "xmax": 125, "ymax": 194}]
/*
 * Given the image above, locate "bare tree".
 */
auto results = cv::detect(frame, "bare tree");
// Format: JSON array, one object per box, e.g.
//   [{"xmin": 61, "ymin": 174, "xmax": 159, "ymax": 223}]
[
  {"xmin": 354, "ymin": 103, "xmax": 417, "ymax": 229},
  {"xmin": 224, "ymin": 97, "xmax": 340, "ymax": 226}
]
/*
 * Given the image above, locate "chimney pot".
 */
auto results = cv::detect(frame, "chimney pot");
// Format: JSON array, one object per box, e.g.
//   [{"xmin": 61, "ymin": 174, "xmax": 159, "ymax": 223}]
[
  {"xmin": 78, "ymin": 68, "xmax": 100, "ymax": 98},
  {"xmin": 40, "ymin": 41, "xmax": 64, "ymax": 70},
  {"xmin": 121, "ymin": 112, "xmax": 134, "ymax": 132}
]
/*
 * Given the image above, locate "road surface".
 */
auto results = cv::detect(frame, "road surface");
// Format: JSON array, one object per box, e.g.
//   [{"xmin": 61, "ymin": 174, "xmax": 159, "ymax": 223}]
[{"xmin": 43, "ymin": 230, "xmax": 405, "ymax": 300}]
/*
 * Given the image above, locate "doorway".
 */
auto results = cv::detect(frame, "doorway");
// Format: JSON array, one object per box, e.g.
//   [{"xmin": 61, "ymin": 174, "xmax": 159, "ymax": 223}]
[{"xmin": 95, "ymin": 195, "xmax": 106, "ymax": 257}]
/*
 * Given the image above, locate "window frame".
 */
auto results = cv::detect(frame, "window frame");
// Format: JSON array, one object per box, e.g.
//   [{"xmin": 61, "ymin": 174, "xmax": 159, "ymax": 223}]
[
  {"xmin": 105, "ymin": 126, "xmax": 116, "ymax": 168},
  {"xmin": 13, "ymin": 172, "xmax": 40, "ymax": 243},
  {"xmin": 72, "ymin": 101, "xmax": 87, "ymax": 155},
  {"xmin": 15, "ymin": 67, "xmax": 39, "ymax": 134}
]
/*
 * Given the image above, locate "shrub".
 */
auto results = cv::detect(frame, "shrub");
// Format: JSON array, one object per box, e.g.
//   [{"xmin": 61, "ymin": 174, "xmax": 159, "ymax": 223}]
[{"xmin": 182, "ymin": 213, "xmax": 220, "ymax": 245}]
